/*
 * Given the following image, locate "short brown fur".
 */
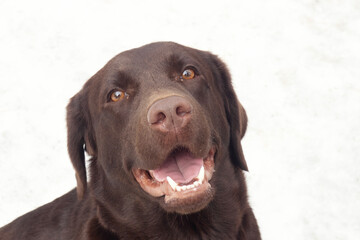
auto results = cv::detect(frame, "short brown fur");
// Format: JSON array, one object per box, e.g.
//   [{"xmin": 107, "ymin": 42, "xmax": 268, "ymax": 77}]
[{"xmin": 0, "ymin": 42, "xmax": 261, "ymax": 240}]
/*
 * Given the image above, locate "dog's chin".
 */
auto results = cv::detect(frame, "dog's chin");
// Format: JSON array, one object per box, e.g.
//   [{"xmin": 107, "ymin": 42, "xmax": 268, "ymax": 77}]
[{"xmin": 132, "ymin": 147, "xmax": 216, "ymax": 214}]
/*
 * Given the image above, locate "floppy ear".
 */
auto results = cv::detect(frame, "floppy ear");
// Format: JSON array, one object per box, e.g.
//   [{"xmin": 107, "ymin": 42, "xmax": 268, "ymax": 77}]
[
  {"xmin": 210, "ymin": 54, "xmax": 249, "ymax": 171},
  {"xmin": 66, "ymin": 89, "xmax": 96, "ymax": 199}
]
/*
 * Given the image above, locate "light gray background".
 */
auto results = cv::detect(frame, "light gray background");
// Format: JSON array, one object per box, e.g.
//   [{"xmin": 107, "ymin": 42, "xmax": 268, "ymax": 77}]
[{"xmin": 0, "ymin": 0, "xmax": 359, "ymax": 239}]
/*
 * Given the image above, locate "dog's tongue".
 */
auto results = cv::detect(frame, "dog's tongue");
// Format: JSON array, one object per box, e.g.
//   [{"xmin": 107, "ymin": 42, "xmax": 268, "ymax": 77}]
[{"xmin": 152, "ymin": 151, "xmax": 203, "ymax": 184}]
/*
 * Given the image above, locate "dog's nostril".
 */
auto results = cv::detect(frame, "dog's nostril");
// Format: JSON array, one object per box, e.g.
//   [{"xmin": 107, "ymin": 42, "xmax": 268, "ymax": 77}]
[
  {"xmin": 176, "ymin": 106, "xmax": 190, "ymax": 117},
  {"xmin": 156, "ymin": 112, "xmax": 166, "ymax": 124}
]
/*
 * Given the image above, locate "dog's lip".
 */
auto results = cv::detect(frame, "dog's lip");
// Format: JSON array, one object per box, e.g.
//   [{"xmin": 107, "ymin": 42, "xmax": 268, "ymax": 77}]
[{"xmin": 132, "ymin": 147, "xmax": 215, "ymax": 201}]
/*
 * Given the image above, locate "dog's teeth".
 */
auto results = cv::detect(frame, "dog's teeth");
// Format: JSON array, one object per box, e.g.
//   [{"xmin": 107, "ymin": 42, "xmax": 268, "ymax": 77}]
[
  {"xmin": 167, "ymin": 175, "xmax": 205, "ymax": 192},
  {"xmin": 198, "ymin": 166, "xmax": 205, "ymax": 183},
  {"xmin": 166, "ymin": 176, "xmax": 178, "ymax": 191}
]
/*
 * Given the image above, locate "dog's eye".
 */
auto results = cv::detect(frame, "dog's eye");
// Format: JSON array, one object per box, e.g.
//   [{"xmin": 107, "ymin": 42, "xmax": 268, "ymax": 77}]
[
  {"xmin": 181, "ymin": 69, "xmax": 195, "ymax": 80},
  {"xmin": 110, "ymin": 90, "xmax": 128, "ymax": 102}
]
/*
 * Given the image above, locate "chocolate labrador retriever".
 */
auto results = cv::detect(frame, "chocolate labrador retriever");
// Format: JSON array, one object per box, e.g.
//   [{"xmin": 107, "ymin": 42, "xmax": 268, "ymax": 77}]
[{"xmin": 0, "ymin": 42, "xmax": 261, "ymax": 240}]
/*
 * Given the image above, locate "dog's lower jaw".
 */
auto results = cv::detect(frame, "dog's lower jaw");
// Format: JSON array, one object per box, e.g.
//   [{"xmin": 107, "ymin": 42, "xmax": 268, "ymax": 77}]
[{"xmin": 160, "ymin": 183, "xmax": 215, "ymax": 214}]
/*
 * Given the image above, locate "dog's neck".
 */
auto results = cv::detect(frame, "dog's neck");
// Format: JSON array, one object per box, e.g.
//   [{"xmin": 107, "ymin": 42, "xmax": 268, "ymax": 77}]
[{"xmin": 87, "ymin": 171, "xmax": 248, "ymax": 239}]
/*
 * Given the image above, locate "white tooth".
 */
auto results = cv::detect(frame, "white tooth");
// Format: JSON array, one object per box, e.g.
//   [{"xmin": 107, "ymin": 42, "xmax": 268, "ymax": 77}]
[
  {"xmin": 166, "ymin": 176, "xmax": 178, "ymax": 191},
  {"xmin": 194, "ymin": 181, "xmax": 200, "ymax": 187},
  {"xmin": 175, "ymin": 186, "xmax": 181, "ymax": 192},
  {"xmin": 181, "ymin": 186, "xmax": 187, "ymax": 191},
  {"xmin": 186, "ymin": 185, "xmax": 192, "ymax": 190},
  {"xmin": 198, "ymin": 166, "xmax": 205, "ymax": 183}
]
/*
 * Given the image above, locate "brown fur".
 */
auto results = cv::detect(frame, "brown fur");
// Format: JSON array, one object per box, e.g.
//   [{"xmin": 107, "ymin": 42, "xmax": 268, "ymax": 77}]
[{"xmin": 0, "ymin": 42, "xmax": 261, "ymax": 240}]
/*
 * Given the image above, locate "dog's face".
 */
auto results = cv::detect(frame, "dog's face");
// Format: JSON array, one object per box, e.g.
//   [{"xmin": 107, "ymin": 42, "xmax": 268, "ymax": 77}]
[{"xmin": 67, "ymin": 42, "xmax": 248, "ymax": 215}]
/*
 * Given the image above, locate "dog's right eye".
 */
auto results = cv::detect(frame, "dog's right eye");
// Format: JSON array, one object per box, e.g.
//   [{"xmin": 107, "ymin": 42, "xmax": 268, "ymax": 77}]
[{"xmin": 109, "ymin": 90, "xmax": 129, "ymax": 102}]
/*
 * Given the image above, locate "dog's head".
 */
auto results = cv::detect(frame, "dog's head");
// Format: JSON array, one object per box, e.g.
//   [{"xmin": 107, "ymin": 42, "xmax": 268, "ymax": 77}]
[{"xmin": 67, "ymin": 42, "xmax": 248, "ymax": 215}]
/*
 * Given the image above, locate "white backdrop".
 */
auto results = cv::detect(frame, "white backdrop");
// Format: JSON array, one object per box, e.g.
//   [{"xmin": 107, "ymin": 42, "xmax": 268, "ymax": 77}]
[{"xmin": 1, "ymin": 0, "xmax": 359, "ymax": 239}]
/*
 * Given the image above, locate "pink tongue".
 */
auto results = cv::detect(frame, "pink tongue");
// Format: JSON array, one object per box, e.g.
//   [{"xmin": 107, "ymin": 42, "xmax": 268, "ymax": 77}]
[{"xmin": 152, "ymin": 151, "xmax": 203, "ymax": 184}]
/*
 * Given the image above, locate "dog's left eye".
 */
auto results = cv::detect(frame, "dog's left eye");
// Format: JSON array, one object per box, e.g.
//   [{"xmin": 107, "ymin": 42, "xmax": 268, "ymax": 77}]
[{"xmin": 181, "ymin": 68, "xmax": 196, "ymax": 80}]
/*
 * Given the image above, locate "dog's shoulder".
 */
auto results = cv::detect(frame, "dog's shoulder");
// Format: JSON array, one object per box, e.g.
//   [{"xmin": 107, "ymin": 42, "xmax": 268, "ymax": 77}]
[{"xmin": 0, "ymin": 189, "xmax": 92, "ymax": 240}]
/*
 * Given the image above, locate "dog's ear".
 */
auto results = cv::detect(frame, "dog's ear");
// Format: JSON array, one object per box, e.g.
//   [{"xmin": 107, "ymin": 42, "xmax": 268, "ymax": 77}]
[
  {"xmin": 66, "ymin": 88, "xmax": 96, "ymax": 199},
  {"xmin": 209, "ymin": 54, "xmax": 249, "ymax": 171}
]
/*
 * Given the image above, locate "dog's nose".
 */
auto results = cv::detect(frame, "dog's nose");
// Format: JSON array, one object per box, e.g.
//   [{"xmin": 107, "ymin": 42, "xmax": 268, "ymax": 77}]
[{"xmin": 147, "ymin": 96, "xmax": 192, "ymax": 133}]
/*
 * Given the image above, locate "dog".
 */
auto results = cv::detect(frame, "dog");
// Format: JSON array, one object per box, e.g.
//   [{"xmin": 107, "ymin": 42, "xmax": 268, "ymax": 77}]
[{"xmin": 0, "ymin": 42, "xmax": 261, "ymax": 240}]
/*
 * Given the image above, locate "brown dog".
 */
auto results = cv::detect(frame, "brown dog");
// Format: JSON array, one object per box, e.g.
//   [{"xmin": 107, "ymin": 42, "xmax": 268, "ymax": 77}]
[{"xmin": 0, "ymin": 42, "xmax": 261, "ymax": 240}]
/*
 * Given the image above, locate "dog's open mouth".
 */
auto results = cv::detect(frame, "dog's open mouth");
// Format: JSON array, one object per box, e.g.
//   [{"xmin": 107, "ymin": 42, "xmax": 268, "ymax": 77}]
[{"xmin": 132, "ymin": 147, "xmax": 215, "ymax": 212}]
